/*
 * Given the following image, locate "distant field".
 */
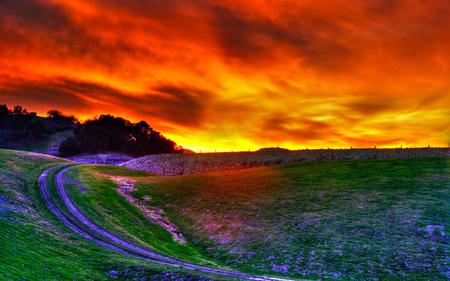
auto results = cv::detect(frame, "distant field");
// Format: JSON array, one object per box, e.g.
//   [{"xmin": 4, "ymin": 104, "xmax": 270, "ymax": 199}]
[{"xmin": 70, "ymin": 158, "xmax": 450, "ymax": 280}]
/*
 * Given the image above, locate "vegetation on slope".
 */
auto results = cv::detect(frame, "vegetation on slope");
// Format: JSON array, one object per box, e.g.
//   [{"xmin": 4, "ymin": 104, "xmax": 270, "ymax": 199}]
[
  {"xmin": 0, "ymin": 150, "xmax": 228, "ymax": 281},
  {"xmin": 73, "ymin": 158, "xmax": 450, "ymax": 280},
  {"xmin": 64, "ymin": 165, "xmax": 219, "ymax": 267},
  {"xmin": 0, "ymin": 105, "xmax": 76, "ymax": 151},
  {"xmin": 0, "ymin": 150, "xmax": 114, "ymax": 280},
  {"xmin": 1, "ymin": 104, "xmax": 184, "ymax": 157}
]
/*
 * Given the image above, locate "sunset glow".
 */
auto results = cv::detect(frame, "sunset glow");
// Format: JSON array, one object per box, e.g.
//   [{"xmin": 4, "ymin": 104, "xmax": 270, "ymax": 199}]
[{"xmin": 1, "ymin": 0, "xmax": 449, "ymax": 151}]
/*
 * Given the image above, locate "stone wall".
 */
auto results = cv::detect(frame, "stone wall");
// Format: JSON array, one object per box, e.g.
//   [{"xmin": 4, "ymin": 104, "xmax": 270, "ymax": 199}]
[
  {"xmin": 120, "ymin": 148, "xmax": 449, "ymax": 176},
  {"xmin": 68, "ymin": 153, "xmax": 133, "ymax": 165}
]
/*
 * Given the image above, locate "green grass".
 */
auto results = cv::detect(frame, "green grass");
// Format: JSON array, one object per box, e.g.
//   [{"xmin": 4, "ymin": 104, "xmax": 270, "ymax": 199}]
[
  {"xmin": 0, "ymin": 149, "xmax": 232, "ymax": 281},
  {"xmin": 73, "ymin": 158, "xmax": 449, "ymax": 280},
  {"xmin": 7, "ymin": 149, "xmax": 446, "ymax": 280},
  {"xmin": 0, "ymin": 150, "xmax": 118, "ymax": 280},
  {"xmin": 64, "ymin": 165, "xmax": 218, "ymax": 266}
]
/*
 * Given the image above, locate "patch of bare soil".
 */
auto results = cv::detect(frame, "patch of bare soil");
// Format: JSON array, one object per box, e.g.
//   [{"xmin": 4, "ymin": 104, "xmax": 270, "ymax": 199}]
[{"xmin": 113, "ymin": 176, "xmax": 186, "ymax": 244}]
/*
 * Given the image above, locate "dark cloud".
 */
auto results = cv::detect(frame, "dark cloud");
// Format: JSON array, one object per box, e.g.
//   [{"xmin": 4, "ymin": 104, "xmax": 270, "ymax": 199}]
[
  {"xmin": 60, "ymin": 79, "xmax": 212, "ymax": 127},
  {"xmin": 0, "ymin": 0, "xmax": 158, "ymax": 71},
  {"xmin": 210, "ymin": 4, "xmax": 353, "ymax": 70},
  {"xmin": 2, "ymin": 0, "xmax": 446, "ymax": 74},
  {"xmin": 94, "ymin": 0, "xmax": 185, "ymax": 19},
  {"xmin": 209, "ymin": 0, "xmax": 450, "ymax": 72},
  {"xmin": 0, "ymin": 78, "xmax": 211, "ymax": 127},
  {"xmin": 258, "ymin": 114, "xmax": 333, "ymax": 142},
  {"xmin": 0, "ymin": 0, "xmax": 87, "ymax": 53},
  {"xmin": 150, "ymin": 85, "xmax": 211, "ymax": 126},
  {"xmin": 211, "ymin": 5, "xmax": 298, "ymax": 60},
  {"xmin": 0, "ymin": 79, "xmax": 92, "ymax": 110},
  {"xmin": 363, "ymin": 0, "xmax": 403, "ymax": 17},
  {"xmin": 345, "ymin": 99, "xmax": 395, "ymax": 115},
  {"xmin": 0, "ymin": 0, "xmax": 70, "ymax": 30},
  {"xmin": 0, "ymin": 0, "xmax": 74, "ymax": 53},
  {"xmin": 61, "ymin": 80, "xmax": 212, "ymax": 127}
]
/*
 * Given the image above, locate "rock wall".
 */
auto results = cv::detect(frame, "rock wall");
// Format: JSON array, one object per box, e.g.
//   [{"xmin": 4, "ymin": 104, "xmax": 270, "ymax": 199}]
[
  {"xmin": 68, "ymin": 153, "xmax": 133, "ymax": 165},
  {"xmin": 120, "ymin": 148, "xmax": 449, "ymax": 176}
]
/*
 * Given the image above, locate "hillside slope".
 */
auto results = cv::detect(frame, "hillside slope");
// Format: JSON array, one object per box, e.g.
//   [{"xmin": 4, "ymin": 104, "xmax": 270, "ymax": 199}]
[
  {"xmin": 74, "ymin": 158, "xmax": 449, "ymax": 280},
  {"xmin": 3, "ymin": 149, "xmax": 448, "ymax": 280},
  {"xmin": 0, "ymin": 150, "xmax": 230, "ymax": 281}
]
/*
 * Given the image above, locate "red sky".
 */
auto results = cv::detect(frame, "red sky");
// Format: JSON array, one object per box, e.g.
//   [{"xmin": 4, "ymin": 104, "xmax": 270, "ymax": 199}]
[{"xmin": 0, "ymin": 0, "xmax": 449, "ymax": 151}]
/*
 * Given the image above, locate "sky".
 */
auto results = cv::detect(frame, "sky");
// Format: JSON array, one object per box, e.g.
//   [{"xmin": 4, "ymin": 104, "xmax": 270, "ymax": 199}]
[{"xmin": 0, "ymin": 0, "xmax": 449, "ymax": 151}]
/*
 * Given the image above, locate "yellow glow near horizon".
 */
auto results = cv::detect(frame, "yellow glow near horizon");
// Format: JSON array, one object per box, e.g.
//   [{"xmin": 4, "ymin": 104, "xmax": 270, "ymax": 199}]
[{"xmin": 0, "ymin": 0, "xmax": 449, "ymax": 151}]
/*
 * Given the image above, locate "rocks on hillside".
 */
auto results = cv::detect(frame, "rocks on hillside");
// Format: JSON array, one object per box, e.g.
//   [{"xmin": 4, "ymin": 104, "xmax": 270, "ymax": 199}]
[
  {"xmin": 67, "ymin": 153, "xmax": 134, "ymax": 165},
  {"xmin": 120, "ymin": 148, "xmax": 449, "ymax": 176}
]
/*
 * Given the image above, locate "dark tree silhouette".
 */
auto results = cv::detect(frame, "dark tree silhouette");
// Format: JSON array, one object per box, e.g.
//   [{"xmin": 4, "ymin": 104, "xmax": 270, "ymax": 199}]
[
  {"xmin": 47, "ymin": 110, "xmax": 77, "ymax": 123},
  {"xmin": 1, "ymin": 105, "xmax": 179, "ymax": 156},
  {"xmin": 12, "ymin": 105, "xmax": 27, "ymax": 116},
  {"xmin": 59, "ymin": 114, "xmax": 180, "ymax": 157},
  {"xmin": 0, "ymin": 104, "xmax": 76, "ymax": 149}
]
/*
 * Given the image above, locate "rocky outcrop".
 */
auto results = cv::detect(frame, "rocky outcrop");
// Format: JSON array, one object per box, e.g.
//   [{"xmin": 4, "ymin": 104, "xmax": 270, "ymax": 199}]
[{"xmin": 120, "ymin": 147, "xmax": 449, "ymax": 176}]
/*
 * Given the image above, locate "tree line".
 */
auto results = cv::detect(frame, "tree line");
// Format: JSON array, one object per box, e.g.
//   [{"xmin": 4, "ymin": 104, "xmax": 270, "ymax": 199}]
[
  {"xmin": 0, "ymin": 104, "xmax": 182, "ymax": 156},
  {"xmin": 0, "ymin": 105, "xmax": 76, "ymax": 148},
  {"xmin": 59, "ymin": 114, "xmax": 181, "ymax": 156}
]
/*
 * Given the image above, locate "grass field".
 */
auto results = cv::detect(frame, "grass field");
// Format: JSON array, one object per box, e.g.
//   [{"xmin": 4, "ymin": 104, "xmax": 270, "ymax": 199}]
[
  {"xmin": 68, "ymin": 158, "xmax": 450, "ymax": 280},
  {"xmin": 0, "ymin": 150, "xmax": 231, "ymax": 281},
  {"xmin": 64, "ymin": 165, "xmax": 217, "ymax": 267}
]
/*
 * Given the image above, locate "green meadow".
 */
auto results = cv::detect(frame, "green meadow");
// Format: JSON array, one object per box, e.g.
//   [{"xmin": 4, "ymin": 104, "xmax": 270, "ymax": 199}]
[
  {"xmin": 0, "ymin": 150, "xmax": 232, "ymax": 281},
  {"xmin": 1, "ymin": 149, "xmax": 448, "ymax": 280},
  {"xmin": 67, "ymin": 158, "xmax": 449, "ymax": 280}
]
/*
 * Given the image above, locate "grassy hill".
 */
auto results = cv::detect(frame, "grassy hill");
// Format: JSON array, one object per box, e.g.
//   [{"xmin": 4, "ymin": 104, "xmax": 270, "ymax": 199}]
[
  {"xmin": 0, "ymin": 150, "xmax": 230, "ymax": 281},
  {"xmin": 1, "ymin": 149, "xmax": 448, "ymax": 280},
  {"xmin": 62, "ymin": 166, "xmax": 217, "ymax": 267},
  {"xmin": 67, "ymin": 158, "xmax": 449, "ymax": 280}
]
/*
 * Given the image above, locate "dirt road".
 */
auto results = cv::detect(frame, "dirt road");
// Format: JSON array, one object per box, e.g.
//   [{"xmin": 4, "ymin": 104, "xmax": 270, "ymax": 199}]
[{"xmin": 39, "ymin": 165, "xmax": 299, "ymax": 281}]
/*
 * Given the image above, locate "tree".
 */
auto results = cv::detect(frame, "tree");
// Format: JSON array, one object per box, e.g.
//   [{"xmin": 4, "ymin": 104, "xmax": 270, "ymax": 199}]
[
  {"xmin": 0, "ymin": 105, "xmax": 10, "ymax": 127},
  {"xmin": 47, "ymin": 109, "xmax": 77, "ymax": 123},
  {"xmin": 0, "ymin": 104, "xmax": 9, "ymax": 116},
  {"xmin": 59, "ymin": 137, "xmax": 84, "ymax": 156},
  {"xmin": 59, "ymin": 114, "xmax": 180, "ymax": 157},
  {"xmin": 0, "ymin": 104, "xmax": 77, "ymax": 150},
  {"xmin": 12, "ymin": 105, "xmax": 27, "ymax": 116},
  {"xmin": 47, "ymin": 110, "xmax": 64, "ymax": 119}
]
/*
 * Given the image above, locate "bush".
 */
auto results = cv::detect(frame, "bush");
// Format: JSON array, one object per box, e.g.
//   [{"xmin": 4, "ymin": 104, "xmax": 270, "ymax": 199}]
[{"xmin": 59, "ymin": 137, "xmax": 84, "ymax": 156}]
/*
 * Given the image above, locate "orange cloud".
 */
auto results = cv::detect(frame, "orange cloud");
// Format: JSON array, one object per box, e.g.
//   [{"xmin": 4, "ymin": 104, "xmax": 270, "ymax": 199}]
[{"xmin": 0, "ymin": 0, "xmax": 448, "ymax": 151}]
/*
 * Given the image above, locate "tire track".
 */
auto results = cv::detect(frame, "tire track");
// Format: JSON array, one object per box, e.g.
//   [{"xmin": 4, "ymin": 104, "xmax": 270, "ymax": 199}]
[{"xmin": 40, "ymin": 165, "xmax": 300, "ymax": 281}]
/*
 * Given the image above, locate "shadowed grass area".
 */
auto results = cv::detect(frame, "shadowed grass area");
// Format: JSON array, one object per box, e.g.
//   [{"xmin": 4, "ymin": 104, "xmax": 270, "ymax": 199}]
[
  {"xmin": 0, "ymin": 150, "xmax": 231, "ymax": 281},
  {"xmin": 75, "ymin": 158, "xmax": 449, "ymax": 280}
]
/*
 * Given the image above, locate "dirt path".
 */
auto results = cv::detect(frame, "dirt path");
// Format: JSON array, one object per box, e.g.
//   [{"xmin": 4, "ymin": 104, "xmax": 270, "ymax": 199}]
[
  {"xmin": 113, "ymin": 176, "xmax": 186, "ymax": 243},
  {"xmin": 46, "ymin": 130, "xmax": 73, "ymax": 155},
  {"xmin": 39, "ymin": 165, "xmax": 300, "ymax": 281}
]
